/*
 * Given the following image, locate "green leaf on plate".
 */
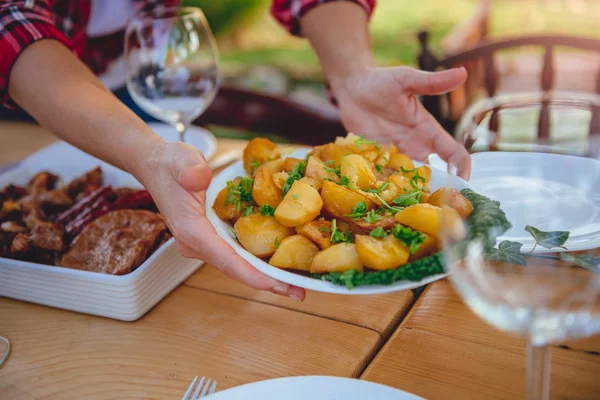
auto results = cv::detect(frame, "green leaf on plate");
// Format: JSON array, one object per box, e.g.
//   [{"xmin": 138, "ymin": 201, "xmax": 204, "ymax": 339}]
[
  {"xmin": 486, "ymin": 240, "xmax": 527, "ymax": 266},
  {"xmin": 559, "ymin": 253, "xmax": 600, "ymax": 274},
  {"xmin": 524, "ymin": 225, "xmax": 570, "ymax": 249}
]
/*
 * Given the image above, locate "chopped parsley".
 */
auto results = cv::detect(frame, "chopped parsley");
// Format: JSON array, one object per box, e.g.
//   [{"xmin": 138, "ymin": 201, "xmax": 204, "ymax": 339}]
[
  {"xmin": 250, "ymin": 160, "xmax": 262, "ymax": 173},
  {"xmin": 354, "ymin": 134, "xmax": 382, "ymax": 150},
  {"xmin": 366, "ymin": 181, "xmax": 389, "ymax": 194},
  {"xmin": 274, "ymin": 236, "xmax": 280, "ymax": 248},
  {"xmin": 244, "ymin": 206, "xmax": 254, "ymax": 216},
  {"xmin": 319, "ymin": 226, "xmax": 331, "ymax": 233},
  {"xmin": 393, "ymin": 190, "xmax": 422, "ymax": 207},
  {"xmin": 339, "ymin": 175, "xmax": 353, "ymax": 188},
  {"xmin": 225, "ymin": 177, "xmax": 254, "ymax": 210},
  {"xmin": 324, "ymin": 160, "xmax": 341, "ymax": 176},
  {"xmin": 282, "ymin": 161, "xmax": 306, "ymax": 196},
  {"xmin": 375, "ymin": 164, "xmax": 384, "ymax": 173},
  {"xmin": 363, "ymin": 209, "xmax": 382, "ymax": 224},
  {"xmin": 369, "ymin": 227, "xmax": 387, "ymax": 238},
  {"xmin": 345, "ymin": 201, "xmax": 368, "ymax": 220},
  {"xmin": 330, "ymin": 219, "xmax": 353, "ymax": 244},
  {"xmin": 259, "ymin": 204, "xmax": 275, "ymax": 216},
  {"xmin": 400, "ymin": 166, "xmax": 427, "ymax": 190},
  {"xmin": 292, "ymin": 193, "xmax": 299, "ymax": 200},
  {"xmin": 373, "ymin": 193, "xmax": 403, "ymax": 214},
  {"xmin": 392, "ymin": 224, "xmax": 426, "ymax": 254}
]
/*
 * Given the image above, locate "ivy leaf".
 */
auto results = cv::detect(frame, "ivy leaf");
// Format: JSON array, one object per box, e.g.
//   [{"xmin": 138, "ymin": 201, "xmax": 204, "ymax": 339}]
[
  {"xmin": 486, "ymin": 240, "xmax": 527, "ymax": 266},
  {"xmin": 559, "ymin": 253, "xmax": 600, "ymax": 274},
  {"xmin": 525, "ymin": 226, "xmax": 570, "ymax": 249}
]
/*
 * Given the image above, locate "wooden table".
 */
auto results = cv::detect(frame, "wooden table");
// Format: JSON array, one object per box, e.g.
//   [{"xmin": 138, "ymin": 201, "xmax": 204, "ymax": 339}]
[{"xmin": 1, "ymin": 122, "xmax": 599, "ymax": 400}]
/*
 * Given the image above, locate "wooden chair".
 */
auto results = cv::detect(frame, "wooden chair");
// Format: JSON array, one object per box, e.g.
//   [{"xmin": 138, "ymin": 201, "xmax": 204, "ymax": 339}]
[
  {"xmin": 193, "ymin": 86, "xmax": 345, "ymax": 145},
  {"xmin": 417, "ymin": 33, "xmax": 600, "ymax": 138}
]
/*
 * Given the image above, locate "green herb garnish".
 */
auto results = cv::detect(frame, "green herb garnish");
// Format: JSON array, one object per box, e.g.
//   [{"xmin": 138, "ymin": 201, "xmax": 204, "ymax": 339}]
[
  {"xmin": 259, "ymin": 204, "xmax": 275, "ymax": 217},
  {"xmin": 292, "ymin": 194, "xmax": 299, "ymax": 200},
  {"xmin": 400, "ymin": 166, "xmax": 426, "ymax": 190},
  {"xmin": 244, "ymin": 206, "xmax": 254, "ymax": 216},
  {"xmin": 370, "ymin": 227, "xmax": 387, "ymax": 238},
  {"xmin": 330, "ymin": 219, "xmax": 352, "ymax": 244},
  {"xmin": 393, "ymin": 190, "xmax": 422, "ymax": 207},
  {"xmin": 324, "ymin": 160, "xmax": 341, "ymax": 176},
  {"xmin": 375, "ymin": 164, "xmax": 384, "ymax": 173},
  {"xmin": 363, "ymin": 209, "xmax": 382, "ymax": 224},
  {"xmin": 282, "ymin": 161, "xmax": 306, "ymax": 196},
  {"xmin": 250, "ymin": 160, "xmax": 262, "ymax": 173},
  {"xmin": 392, "ymin": 224, "xmax": 426, "ymax": 254},
  {"xmin": 225, "ymin": 177, "xmax": 254, "ymax": 210},
  {"xmin": 319, "ymin": 226, "xmax": 331, "ymax": 233},
  {"xmin": 345, "ymin": 201, "xmax": 368, "ymax": 220},
  {"xmin": 354, "ymin": 134, "xmax": 382, "ymax": 150},
  {"xmin": 275, "ymin": 236, "xmax": 280, "ymax": 248},
  {"xmin": 372, "ymin": 193, "xmax": 403, "ymax": 213},
  {"xmin": 366, "ymin": 181, "xmax": 389, "ymax": 194},
  {"xmin": 339, "ymin": 175, "xmax": 353, "ymax": 188}
]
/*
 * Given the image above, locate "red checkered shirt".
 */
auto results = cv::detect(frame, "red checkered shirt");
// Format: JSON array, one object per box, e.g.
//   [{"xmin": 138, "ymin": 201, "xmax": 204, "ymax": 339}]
[{"xmin": 0, "ymin": 0, "xmax": 376, "ymax": 109}]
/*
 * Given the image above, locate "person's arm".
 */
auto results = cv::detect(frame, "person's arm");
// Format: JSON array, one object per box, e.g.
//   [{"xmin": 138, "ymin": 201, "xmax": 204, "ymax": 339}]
[
  {"xmin": 3, "ymin": 5, "xmax": 303, "ymax": 300},
  {"xmin": 279, "ymin": 1, "xmax": 471, "ymax": 178}
]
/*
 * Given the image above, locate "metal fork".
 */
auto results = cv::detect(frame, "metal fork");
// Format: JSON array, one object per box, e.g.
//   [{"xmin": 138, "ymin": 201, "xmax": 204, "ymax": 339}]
[{"xmin": 181, "ymin": 376, "xmax": 217, "ymax": 399}]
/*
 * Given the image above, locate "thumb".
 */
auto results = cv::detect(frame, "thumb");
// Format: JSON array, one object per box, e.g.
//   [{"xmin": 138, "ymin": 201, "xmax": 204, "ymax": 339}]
[
  {"xmin": 165, "ymin": 142, "xmax": 213, "ymax": 192},
  {"xmin": 403, "ymin": 67, "xmax": 467, "ymax": 96}
]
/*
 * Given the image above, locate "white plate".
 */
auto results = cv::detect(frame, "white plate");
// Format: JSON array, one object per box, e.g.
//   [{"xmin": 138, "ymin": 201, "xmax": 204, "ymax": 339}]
[
  {"xmin": 0, "ymin": 141, "xmax": 203, "ymax": 321},
  {"xmin": 147, "ymin": 122, "xmax": 217, "ymax": 160},
  {"xmin": 208, "ymin": 376, "xmax": 424, "ymax": 400},
  {"xmin": 207, "ymin": 149, "xmax": 474, "ymax": 295},
  {"xmin": 470, "ymin": 152, "xmax": 600, "ymax": 253}
]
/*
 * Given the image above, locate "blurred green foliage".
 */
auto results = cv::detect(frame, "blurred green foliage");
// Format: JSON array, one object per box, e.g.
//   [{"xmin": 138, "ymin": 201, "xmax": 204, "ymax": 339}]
[{"xmin": 181, "ymin": 0, "xmax": 267, "ymax": 36}]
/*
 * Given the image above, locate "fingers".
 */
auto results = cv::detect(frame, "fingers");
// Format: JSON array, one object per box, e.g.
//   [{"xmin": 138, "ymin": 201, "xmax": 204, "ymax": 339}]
[
  {"xmin": 178, "ymin": 218, "xmax": 306, "ymax": 301},
  {"xmin": 431, "ymin": 130, "xmax": 471, "ymax": 180},
  {"xmin": 166, "ymin": 142, "xmax": 213, "ymax": 192},
  {"xmin": 403, "ymin": 67, "xmax": 467, "ymax": 96}
]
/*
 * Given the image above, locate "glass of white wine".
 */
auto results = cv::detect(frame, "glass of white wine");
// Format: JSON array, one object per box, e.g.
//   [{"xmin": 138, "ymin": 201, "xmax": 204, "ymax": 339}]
[
  {"xmin": 441, "ymin": 92, "xmax": 600, "ymax": 400},
  {"xmin": 125, "ymin": 7, "xmax": 219, "ymax": 142}
]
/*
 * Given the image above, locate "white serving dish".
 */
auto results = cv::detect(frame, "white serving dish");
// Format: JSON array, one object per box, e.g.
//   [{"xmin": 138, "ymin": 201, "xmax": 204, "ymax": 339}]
[
  {"xmin": 206, "ymin": 149, "xmax": 474, "ymax": 295},
  {"xmin": 0, "ymin": 141, "xmax": 203, "ymax": 321}
]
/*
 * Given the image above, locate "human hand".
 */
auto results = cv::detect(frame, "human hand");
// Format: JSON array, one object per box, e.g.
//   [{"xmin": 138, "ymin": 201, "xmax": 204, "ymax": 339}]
[
  {"xmin": 332, "ymin": 66, "xmax": 471, "ymax": 179},
  {"xmin": 136, "ymin": 140, "xmax": 306, "ymax": 301}
]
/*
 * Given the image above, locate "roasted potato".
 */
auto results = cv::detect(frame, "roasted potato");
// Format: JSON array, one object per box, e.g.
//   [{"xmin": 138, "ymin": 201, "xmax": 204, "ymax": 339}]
[
  {"xmin": 234, "ymin": 214, "xmax": 295, "ymax": 258},
  {"xmin": 257, "ymin": 159, "xmax": 286, "ymax": 175},
  {"xmin": 403, "ymin": 165, "xmax": 432, "ymax": 184},
  {"xmin": 297, "ymin": 219, "xmax": 332, "ymax": 249},
  {"xmin": 274, "ymin": 181, "xmax": 323, "ymax": 227},
  {"xmin": 321, "ymin": 180, "xmax": 376, "ymax": 219},
  {"xmin": 427, "ymin": 188, "xmax": 474, "ymax": 219},
  {"xmin": 388, "ymin": 174, "xmax": 414, "ymax": 193},
  {"xmin": 298, "ymin": 176, "xmax": 322, "ymax": 191},
  {"xmin": 340, "ymin": 154, "xmax": 378, "ymax": 190},
  {"xmin": 243, "ymin": 138, "xmax": 281, "ymax": 174},
  {"xmin": 409, "ymin": 233, "xmax": 438, "ymax": 261},
  {"xmin": 305, "ymin": 155, "xmax": 340, "ymax": 184},
  {"xmin": 272, "ymin": 171, "xmax": 289, "ymax": 190},
  {"xmin": 252, "ymin": 167, "xmax": 283, "ymax": 207},
  {"xmin": 312, "ymin": 143, "xmax": 353, "ymax": 165},
  {"xmin": 269, "ymin": 235, "xmax": 319, "ymax": 271},
  {"xmin": 310, "ymin": 243, "xmax": 364, "ymax": 273},
  {"xmin": 395, "ymin": 203, "xmax": 465, "ymax": 240},
  {"xmin": 213, "ymin": 178, "xmax": 248, "ymax": 221},
  {"xmin": 282, "ymin": 158, "xmax": 304, "ymax": 172},
  {"xmin": 387, "ymin": 153, "xmax": 414, "ymax": 171},
  {"xmin": 355, "ymin": 234, "xmax": 410, "ymax": 270}
]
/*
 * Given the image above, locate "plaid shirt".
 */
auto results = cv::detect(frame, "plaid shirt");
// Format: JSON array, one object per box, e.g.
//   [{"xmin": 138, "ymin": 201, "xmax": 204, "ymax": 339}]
[{"xmin": 0, "ymin": 0, "xmax": 375, "ymax": 109}]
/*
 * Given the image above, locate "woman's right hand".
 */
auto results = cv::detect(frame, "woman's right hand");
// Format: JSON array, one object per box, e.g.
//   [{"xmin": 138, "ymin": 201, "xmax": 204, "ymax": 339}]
[{"xmin": 135, "ymin": 140, "xmax": 306, "ymax": 302}]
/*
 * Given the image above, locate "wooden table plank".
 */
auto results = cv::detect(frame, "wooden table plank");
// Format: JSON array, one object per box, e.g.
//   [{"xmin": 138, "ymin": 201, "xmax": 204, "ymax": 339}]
[
  {"xmin": 0, "ymin": 286, "xmax": 381, "ymax": 400},
  {"xmin": 402, "ymin": 279, "xmax": 600, "ymax": 353},
  {"xmin": 185, "ymin": 266, "xmax": 415, "ymax": 337},
  {"xmin": 361, "ymin": 328, "xmax": 600, "ymax": 400}
]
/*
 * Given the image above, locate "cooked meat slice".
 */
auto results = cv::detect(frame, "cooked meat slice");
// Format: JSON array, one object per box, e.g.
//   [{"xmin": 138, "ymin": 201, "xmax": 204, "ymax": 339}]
[
  {"xmin": 0, "ymin": 184, "xmax": 28, "ymax": 202},
  {"xmin": 64, "ymin": 167, "xmax": 103, "ymax": 199},
  {"xmin": 0, "ymin": 199, "xmax": 22, "ymax": 222},
  {"xmin": 29, "ymin": 222, "xmax": 65, "ymax": 252},
  {"xmin": 28, "ymin": 171, "xmax": 59, "ymax": 193},
  {"xmin": 1, "ymin": 221, "xmax": 26, "ymax": 233},
  {"xmin": 10, "ymin": 233, "xmax": 30, "ymax": 253},
  {"xmin": 37, "ymin": 190, "xmax": 73, "ymax": 216},
  {"xmin": 60, "ymin": 210, "xmax": 167, "ymax": 275},
  {"xmin": 0, "ymin": 230, "xmax": 17, "ymax": 257},
  {"xmin": 348, "ymin": 214, "xmax": 397, "ymax": 235}
]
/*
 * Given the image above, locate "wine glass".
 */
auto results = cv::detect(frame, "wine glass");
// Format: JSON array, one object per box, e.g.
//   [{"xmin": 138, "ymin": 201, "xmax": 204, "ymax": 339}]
[
  {"xmin": 441, "ymin": 91, "xmax": 600, "ymax": 400},
  {"xmin": 125, "ymin": 7, "xmax": 219, "ymax": 142}
]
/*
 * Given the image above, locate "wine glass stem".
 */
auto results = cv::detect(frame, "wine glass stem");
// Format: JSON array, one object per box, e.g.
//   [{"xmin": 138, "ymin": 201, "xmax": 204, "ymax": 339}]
[
  {"xmin": 527, "ymin": 340, "xmax": 551, "ymax": 400},
  {"xmin": 175, "ymin": 121, "xmax": 188, "ymax": 143}
]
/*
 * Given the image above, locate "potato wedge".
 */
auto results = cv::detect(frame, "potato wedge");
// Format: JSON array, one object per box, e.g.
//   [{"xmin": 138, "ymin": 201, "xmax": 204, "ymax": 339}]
[
  {"xmin": 312, "ymin": 143, "xmax": 353, "ymax": 165},
  {"xmin": 297, "ymin": 219, "xmax": 332, "ymax": 249},
  {"xmin": 428, "ymin": 188, "xmax": 474, "ymax": 219},
  {"xmin": 243, "ymin": 138, "xmax": 281, "ymax": 174},
  {"xmin": 403, "ymin": 165, "xmax": 432, "ymax": 184},
  {"xmin": 274, "ymin": 181, "xmax": 323, "ymax": 227},
  {"xmin": 213, "ymin": 178, "xmax": 248, "ymax": 221},
  {"xmin": 355, "ymin": 234, "xmax": 410, "ymax": 270},
  {"xmin": 298, "ymin": 176, "xmax": 322, "ymax": 191},
  {"xmin": 409, "ymin": 233, "xmax": 438, "ymax": 261},
  {"xmin": 252, "ymin": 167, "xmax": 283, "ymax": 207},
  {"xmin": 282, "ymin": 158, "xmax": 304, "ymax": 172},
  {"xmin": 269, "ymin": 235, "xmax": 319, "ymax": 271},
  {"xmin": 234, "ymin": 214, "xmax": 295, "ymax": 258},
  {"xmin": 340, "ymin": 154, "xmax": 378, "ymax": 190},
  {"xmin": 321, "ymin": 180, "xmax": 376, "ymax": 219},
  {"xmin": 388, "ymin": 174, "xmax": 414, "ymax": 193},
  {"xmin": 310, "ymin": 243, "xmax": 364, "ymax": 273},
  {"xmin": 272, "ymin": 171, "xmax": 289, "ymax": 190},
  {"xmin": 305, "ymin": 155, "xmax": 340, "ymax": 184},
  {"xmin": 395, "ymin": 203, "xmax": 465, "ymax": 240},
  {"xmin": 257, "ymin": 158, "xmax": 286, "ymax": 175},
  {"xmin": 387, "ymin": 153, "xmax": 414, "ymax": 171}
]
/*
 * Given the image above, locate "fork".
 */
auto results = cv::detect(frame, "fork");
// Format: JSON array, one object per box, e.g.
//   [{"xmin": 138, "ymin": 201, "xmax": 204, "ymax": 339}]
[{"xmin": 181, "ymin": 376, "xmax": 217, "ymax": 399}]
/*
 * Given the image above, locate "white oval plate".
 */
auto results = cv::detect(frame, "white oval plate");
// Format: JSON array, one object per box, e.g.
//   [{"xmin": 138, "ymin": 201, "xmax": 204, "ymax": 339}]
[
  {"xmin": 469, "ymin": 152, "xmax": 600, "ymax": 253},
  {"xmin": 147, "ymin": 122, "xmax": 217, "ymax": 161},
  {"xmin": 208, "ymin": 376, "xmax": 424, "ymax": 400},
  {"xmin": 206, "ymin": 149, "xmax": 474, "ymax": 295}
]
